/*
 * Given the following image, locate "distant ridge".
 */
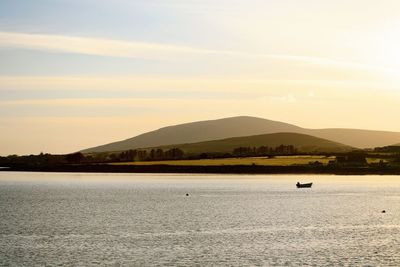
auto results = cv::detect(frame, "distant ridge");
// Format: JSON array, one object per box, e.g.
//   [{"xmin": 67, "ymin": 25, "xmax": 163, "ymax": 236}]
[
  {"xmin": 154, "ymin": 132, "xmax": 353, "ymax": 154},
  {"xmin": 81, "ymin": 116, "xmax": 400, "ymax": 153},
  {"xmin": 306, "ymin": 128, "xmax": 400, "ymax": 150}
]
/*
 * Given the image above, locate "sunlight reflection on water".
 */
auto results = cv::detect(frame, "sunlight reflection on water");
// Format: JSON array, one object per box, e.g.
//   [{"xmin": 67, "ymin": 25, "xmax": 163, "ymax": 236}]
[{"xmin": 1, "ymin": 172, "xmax": 400, "ymax": 266}]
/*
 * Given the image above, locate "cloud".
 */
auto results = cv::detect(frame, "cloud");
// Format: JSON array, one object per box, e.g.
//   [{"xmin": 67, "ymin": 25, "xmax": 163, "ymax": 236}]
[
  {"xmin": 270, "ymin": 94, "xmax": 297, "ymax": 103},
  {"xmin": 0, "ymin": 31, "xmax": 219, "ymax": 60},
  {"xmin": 0, "ymin": 75, "xmax": 397, "ymax": 95},
  {"xmin": 1, "ymin": 31, "xmax": 399, "ymax": 77}
]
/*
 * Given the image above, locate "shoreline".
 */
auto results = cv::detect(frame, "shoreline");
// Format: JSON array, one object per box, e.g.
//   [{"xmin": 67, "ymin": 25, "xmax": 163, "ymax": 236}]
[{"xmin": 2, "ymin": 164, "xmax": 400, "ymax": 175}]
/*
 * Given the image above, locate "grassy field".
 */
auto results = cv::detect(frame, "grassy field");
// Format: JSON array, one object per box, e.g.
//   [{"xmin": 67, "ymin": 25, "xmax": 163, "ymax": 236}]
[{"xmin": 111, "ymin": 155, "xmax": 336, "ymax": 166}]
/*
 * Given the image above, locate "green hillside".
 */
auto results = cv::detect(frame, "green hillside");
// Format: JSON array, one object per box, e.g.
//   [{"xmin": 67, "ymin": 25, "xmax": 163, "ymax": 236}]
[{"xmin": 153, "ymin": 132, "xmax": 353, "ymax": 154}]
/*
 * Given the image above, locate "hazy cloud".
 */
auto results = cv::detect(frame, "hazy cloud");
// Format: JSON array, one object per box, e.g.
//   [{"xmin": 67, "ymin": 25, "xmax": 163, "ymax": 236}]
[{"xmin": 2, "ymin": 31, "xmax": 398, "ymax": 77}]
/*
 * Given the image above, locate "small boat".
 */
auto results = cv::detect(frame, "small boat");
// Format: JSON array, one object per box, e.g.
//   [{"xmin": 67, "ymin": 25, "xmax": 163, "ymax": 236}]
[{"xmin": 296, "ymin": 182, "xmax": 312, "ymax": 188}]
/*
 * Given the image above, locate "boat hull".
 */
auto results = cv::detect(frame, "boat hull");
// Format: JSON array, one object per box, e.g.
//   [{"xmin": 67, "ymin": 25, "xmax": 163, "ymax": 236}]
[{"xmin": 296, "ymin": 182, "xmax": 313, "ymax": 188}]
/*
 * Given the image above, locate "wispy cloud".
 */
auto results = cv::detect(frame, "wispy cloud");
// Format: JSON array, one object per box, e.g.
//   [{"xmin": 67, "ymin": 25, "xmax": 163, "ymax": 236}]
[
  {"xmin": 0, "ymin": 75, "xmax": 398, "ymax": 97},
  {"xmin": 1, "ymin": 31, "xmax": 398, "ymax": 76},
  {"xmin": 0, "ymin": 31, "xmax": 219, "ymax": 60}
]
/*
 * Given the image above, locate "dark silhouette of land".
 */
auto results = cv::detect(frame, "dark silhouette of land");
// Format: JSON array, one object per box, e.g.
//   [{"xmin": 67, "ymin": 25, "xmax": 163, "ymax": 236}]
[
  {"xmin": 2, "ymin": 146, "xmax": 400, "ymax": 175},
  {"xmin": 2, "ymin": 163, "xmax": 400, "ymax": 175}
]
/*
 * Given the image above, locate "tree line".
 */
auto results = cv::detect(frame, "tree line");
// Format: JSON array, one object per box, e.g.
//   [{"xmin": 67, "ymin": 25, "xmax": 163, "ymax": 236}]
[
  {"xmin": 374, "ymin": 146, "xmax": 400, "ymax": 154},
  {"xmin": 232, "ymin": 145, "xmax": 298, "ymax": 157},
  {"xmin": 106, "ymin": 148, "xmax": 185, "ymax": 162},
  {"xmin": 0, "ymin": 148, "xmax": 186, "ymax": 166},
  {"xmin": 0, "ymin": 144, "xmax": 299, "ymax": 167}
]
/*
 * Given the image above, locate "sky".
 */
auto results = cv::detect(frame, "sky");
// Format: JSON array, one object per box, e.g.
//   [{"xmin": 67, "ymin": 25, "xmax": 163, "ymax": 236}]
[{"xmin": 1, "ymin": 0, "xmax": 400, "ymax": 155}]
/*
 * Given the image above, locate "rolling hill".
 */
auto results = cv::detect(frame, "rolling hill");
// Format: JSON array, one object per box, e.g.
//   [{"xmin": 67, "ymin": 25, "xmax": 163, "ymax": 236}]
[
  {"xmin": 154, "ymin": 132, "xmax": 353, "ymax": 154},
  {"xmin": 306, "ymin": 129, "xmax": 400, "ymax": 150},
  {"xmin": 81, "ymin": 116, "xmax": 302, "ymax": 153},
  {"xmin": 81, "ymin": 116, "xmax": 400, "ymax": 153}
]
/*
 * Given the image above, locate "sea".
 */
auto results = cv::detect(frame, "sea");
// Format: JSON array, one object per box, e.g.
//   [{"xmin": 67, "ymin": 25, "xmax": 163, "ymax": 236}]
[{"xmin": 1, "ymin": 172, "xmax": 400, "ymax": 266}]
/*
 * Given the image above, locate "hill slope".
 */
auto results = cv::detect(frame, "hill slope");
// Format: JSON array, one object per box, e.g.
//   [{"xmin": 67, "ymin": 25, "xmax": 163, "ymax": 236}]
[
  {"xmin": 82, "ymin": 116, "xmax": 302, "ymax": 153},
  {"xmin": 81, "ymin": 116, "xmax": 400, "ymax": 153},
  {"xmin": 155, "ymin": 132, "xmax": 353, "ymax": 154},
  {"xmin": 305, "ymin": 129, "xmax": 400, "ymax": 149}
]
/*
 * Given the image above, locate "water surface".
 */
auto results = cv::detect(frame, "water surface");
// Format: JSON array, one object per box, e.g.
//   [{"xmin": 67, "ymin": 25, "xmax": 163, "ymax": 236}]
[{"xmin": 1, "ymin": 172, "xmax": 400, "ymax": 266}]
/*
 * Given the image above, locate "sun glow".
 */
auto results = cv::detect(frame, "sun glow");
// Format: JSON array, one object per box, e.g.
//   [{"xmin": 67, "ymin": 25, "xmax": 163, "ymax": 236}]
[{"xmin": 374, "ymin": 23, "xmax": 400, "ymax": 69}]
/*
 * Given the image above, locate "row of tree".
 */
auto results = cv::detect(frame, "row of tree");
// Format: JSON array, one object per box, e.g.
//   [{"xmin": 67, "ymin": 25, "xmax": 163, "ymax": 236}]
[
  {"xmin": 108, "ymin": 148, "xmax": 185, "ymax": 162},
  {"xmin": 0, "ymin": 145, "xmax": 302, "ymax": 167},
  {"xmin": 232, "ymin": 145, "xmax": 298, "ymax": 157},
  {"xmin": 0, "ymin": 153, "xmax": 69, "ymax": 167},
  {"xmin": 374, "ymin": 146, "xmax": 400, "ymax": 153},
  {"xmin": 0, "ymin": 147, "xmax": 186, "ymax": 166}
]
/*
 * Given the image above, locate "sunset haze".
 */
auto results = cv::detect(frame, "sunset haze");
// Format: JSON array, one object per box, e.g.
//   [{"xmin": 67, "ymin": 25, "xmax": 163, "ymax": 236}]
[{"xmin": 1, "ymin": 0, "xmax": 400, "ymax": 155}]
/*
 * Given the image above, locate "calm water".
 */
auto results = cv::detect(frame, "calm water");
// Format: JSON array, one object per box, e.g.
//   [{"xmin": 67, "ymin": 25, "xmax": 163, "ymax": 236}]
[{"xmin": 1, "ymin": 172, "xmax": 400, "ymax": 266}]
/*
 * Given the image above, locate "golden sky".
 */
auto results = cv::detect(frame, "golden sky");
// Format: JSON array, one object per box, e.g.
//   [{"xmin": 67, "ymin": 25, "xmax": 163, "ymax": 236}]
[{"xmin": 1, "ymin": 0, "xmax": 400, "ymax": 155}]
